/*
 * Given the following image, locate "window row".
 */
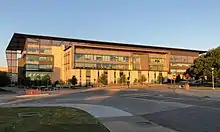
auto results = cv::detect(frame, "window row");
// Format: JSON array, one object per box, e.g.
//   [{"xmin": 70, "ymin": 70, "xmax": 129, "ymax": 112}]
[
  {"xmin": 75, "ymin": 54, "xmax": 129, "ymax": 62},
  {"xmin": 26, "ymin": 72, "xmax": 51, "ymax": 80},
  {"xmin": 150, "ymin": 58, "xmax": 164, "ymax": 65},
  {"xmin": 26, "ymin": 56, "xmax": 53, "ymax": 63},
  {"xmin": 149, "ymin": 65, "xmax": 164, "ymax": 71},
  {"xmin": 132, "ymin": 56, "xmax": 140, "ymax": 63},
  {"xmin": 27, "ymin": 47, "xmax": 51, "ymax": 54},
  {"xmin": 170, "ymin": 55, "xmax": 195, "ymax": 63},
  {"xmin": 25, "ymin": 64, "xmax": 53, "ymax": 70},
  {"xmin": 75, "ymin": 62, "xmax": 129, "ymax": 70},
  {"xmin": 170, "ymin": 63, "xmax": 192, "ymax": 67}
]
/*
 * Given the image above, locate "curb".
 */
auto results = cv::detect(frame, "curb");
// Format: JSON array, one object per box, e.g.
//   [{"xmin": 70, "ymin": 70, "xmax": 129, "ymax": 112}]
[{"xmin": 16, "ymin": 94, "xmax": 50, "ymax": 98}]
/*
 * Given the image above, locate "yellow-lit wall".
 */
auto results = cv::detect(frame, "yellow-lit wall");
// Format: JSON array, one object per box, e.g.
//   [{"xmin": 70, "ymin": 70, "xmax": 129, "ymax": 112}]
[{"xmin": 51, "ymin": 46, "xmax": 63, "ymax": 82}]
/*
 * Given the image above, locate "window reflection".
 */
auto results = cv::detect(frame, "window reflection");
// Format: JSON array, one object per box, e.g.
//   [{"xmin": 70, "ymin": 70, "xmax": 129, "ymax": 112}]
[
  {"xmin": 27, "ymin": 47, "xmax": 39, "ymax": 53},
  {"xmin": 39, "ymin": 65, "xmax": 52, "ymax": 69},
  {"xmin": 26, "ymin": 64, "xmax": 38, "ymax": 70},
  {"xmin": 170, "ymin": 55, "xmax": 195, "ymax": 63},
  {"xmin": 75, "ymin": 62, "xmax": 129, "ymax": 70},
  {"xmin": 75, "ymin": 53, "xmax": 129, "ymax": 62},
  {"xmin": 40, "ymin": 48, "xmax": 51, "ymax": 54}
]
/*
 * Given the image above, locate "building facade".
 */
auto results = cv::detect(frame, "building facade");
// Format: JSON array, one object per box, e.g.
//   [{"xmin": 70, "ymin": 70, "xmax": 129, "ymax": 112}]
[{"xmin": 6, "ymin": 33, "xmax": 206, "ymax": 85}]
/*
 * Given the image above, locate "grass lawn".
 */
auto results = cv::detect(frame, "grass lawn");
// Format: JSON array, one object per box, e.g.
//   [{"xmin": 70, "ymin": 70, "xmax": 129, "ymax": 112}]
[{"xmin": 0, "ymin": 107, "xmax": 110, "ymax": 132}]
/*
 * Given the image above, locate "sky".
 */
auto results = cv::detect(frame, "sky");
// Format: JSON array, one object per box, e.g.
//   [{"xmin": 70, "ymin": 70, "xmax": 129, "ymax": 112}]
[{"xmin": 1, "ymin": 0, "xmax": 220, "ymax": 66}]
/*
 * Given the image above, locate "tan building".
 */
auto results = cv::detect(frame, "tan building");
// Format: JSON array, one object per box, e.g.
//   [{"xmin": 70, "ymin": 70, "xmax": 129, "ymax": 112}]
[{"xmin": 6, "ymin": 33, "xmax": 206, "ymax": 85}]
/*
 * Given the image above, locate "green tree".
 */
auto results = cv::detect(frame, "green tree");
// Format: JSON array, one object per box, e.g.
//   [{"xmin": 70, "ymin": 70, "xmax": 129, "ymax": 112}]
[
  {"xmin": 186, "ymin": 46, "xmax": 220, "ymax": 80},
  {"xmin": 71, "ymin": 75, "xmax": 78, "ymax": 85},
  {"xmin": 0, "ymin": 72, "xmax": 10, "ymax": 86},
  {"xmin": 42, "ymin": 74, "xmax": 51, "ymax": 86},
  {"xmin": 133, "ymin": 78, "xmax": 138, "ymax": 85},
  {"xmin": 98, "ymin": 73, "xmax": 108, "ymax": 85},
  {"xmin": 138, "ymin": 74, "xmax": 147, "ymax": 84},
  {"xmin": 157, "ymin": 74, "xmax": 163, "ymax": 84},
  {"xmin": 25, "ymin": 77, "xmax": 31, "ymax": 87},
  {"xmin": 176, "ymin": 74, "xmax": 181, "ymax": 82},
  {"xmin": 117, "ymin": 74, "xmax": 126, "ymax": 84}
]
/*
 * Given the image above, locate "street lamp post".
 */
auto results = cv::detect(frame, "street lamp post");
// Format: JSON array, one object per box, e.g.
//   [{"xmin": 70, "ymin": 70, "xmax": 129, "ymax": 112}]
[{"xmin": 212, "ymin": 67, "xmax": 215, "ymax": 90}]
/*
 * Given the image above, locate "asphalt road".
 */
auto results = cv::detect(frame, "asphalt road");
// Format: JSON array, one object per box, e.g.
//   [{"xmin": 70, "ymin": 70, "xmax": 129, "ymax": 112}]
[{"xmin": 9, "ymin": 89, "xmax": 220, "ymax": 132}]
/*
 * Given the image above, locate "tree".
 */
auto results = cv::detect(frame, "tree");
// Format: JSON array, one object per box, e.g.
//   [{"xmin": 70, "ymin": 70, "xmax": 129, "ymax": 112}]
[
  {"xmin": 0, "ymin": 72, "xmax": 10, "ymax": 86},
  {"xmin": 176, "ymin": 74, "xmax": 181, "ymax": 82},
  {"xmin": 117, "ymin": 73, "xmax": 126, "ymax": 84},
  {"xmin": 42, "ymin": 74, "xmax": 51, "ymax": 86},
  {"xmin": 138, "ymin": 74, "xmax": 147, "ymax": 84},
  {"xmin": 98, "ymin": 73, "xmax": 108, "ymax": 85},
  {"xmin": 71, "ymin": 75, "xmax": 78, "ymax": 85},
  {"xmin": 157, "ymin": 74, "xmax": 163, "ymax": 84},
  {"xmin": 34, "ymin": 75, "xmax": 41, "ymax": 86},
  {"xmin": 186, "ymin": 46, "xmax": 220, "ymax": 80},
  {"xmin": 25, "ymin": 77, "xmax": 31, "ymax": 87},
  {"xmin": 133, "ymin": 78, "xmax": 138, "ymax": 85}
]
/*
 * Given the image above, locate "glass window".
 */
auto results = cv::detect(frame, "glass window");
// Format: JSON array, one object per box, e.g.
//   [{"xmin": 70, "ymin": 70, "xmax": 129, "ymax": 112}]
[
  {"xmin": 84, "ymin": 54, "xmax": 93, "ymax": 60},
  {"xmin": 27, "ymin": 47, "xmax": 39, "ymax": 53},
  {"xmin": 124, "ymin": 56, "xmax": 129, "ymax": 62},
  {"xmin": 175, "ymin": 56, "xmax": 182, "ymax": 62},
  {"xmin": 26, "ymin": 64, "xmax": 38, "ymax": 70},
  {"xmin": 188, "ymin": 56, "xmax": 194, "ymax": 63},
  {"xmin": 170, "ymin": 55, "xmax": 175, "ymax": 61},
  {"xmin": 39, "ymin": 65, "xmax": 52, "ymax": 69},
  {"xmin": 39, "ymin": 56, "xmax": 52, "ymax": 61},
  {"xmin": 74, "ymin": 53, "xmax": 129, "ymax": 63},
  {"xmin": 182, "ymin": 56, "xmax": 187, "ymax": 62},
  {"xmin": 149, "ymin": 65, "xmax": 163, "ymax": 71},
  {"xmin": 26, "ymin": 56, "xmax": 39, "ymax": 62},
  {"xmin": 74, "ymin": 62, "xmax": 129, "ymax": 70},
  {"xmin": 110, "ymin": 56, "xmax": 116, "ymax": 61},
  {"xmin": 150, "ymin": 58, "xmax": 164, "ymax": 65},
  {"xmin": 40, "ymin": 48, "xmax": 51, "ymax": 54},
  {"xmin": 86, "ymin": 70, "xmax": 91, "ymax": 77},
  {"xmin": 133, "ymin": 56, "xmax": 140, "ymax": 63},
  {"xmin": 95, "ymin": 55, "xmax": 102, "ymax": 61},
  {"xmin": 75, "ymin": 54, "xmax": 83, "ymax": 60}
]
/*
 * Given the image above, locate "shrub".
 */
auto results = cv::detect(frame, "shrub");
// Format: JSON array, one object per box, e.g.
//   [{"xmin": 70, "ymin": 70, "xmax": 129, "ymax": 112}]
[
  {"xmin": 42, "ymin": 74, "xmax": 51, "ymax": 86},
  {"xmin": 98, "ymin": 73, "xmax": 108, "ymax": 85},
  {"xmin": 133, "ymin": 78, "xmax": 138, "ymax": 85},
  {"xmin": 117, "ymin": 74, "xmax": 126, "ymax": 84},
  {"xmin": 157, "ymin": 74, "xmax": 163, "ymax": 84},
  {"xmin": 71, "ymin": 75, "xmax": 78, "ymax": 85},
  {"xmin": 138, "ymin": 74, "xmax": 147, "ymax": 84}
]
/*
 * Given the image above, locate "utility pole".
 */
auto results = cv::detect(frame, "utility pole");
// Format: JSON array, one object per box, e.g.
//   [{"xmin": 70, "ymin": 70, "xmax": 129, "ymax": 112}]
[{"xmin": 212, "ymin": 68, "xmax": 215, "ymax": 90}]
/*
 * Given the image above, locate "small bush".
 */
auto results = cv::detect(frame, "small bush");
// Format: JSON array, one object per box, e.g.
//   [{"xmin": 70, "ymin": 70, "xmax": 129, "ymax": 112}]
[
  {"xmin": 98, "ymin": 73, "xmax": 108, "ymax": 85},
  {"xmin": 71, "ymin": 76, "xmax": 78, "ymax": 85},
  {"xmin": 138, "ymin": 74, "xmax": 147, "ymax": 84},
  {"xmin": 133, "ymin": 78, "xmax": 138, "ymax": 84},
  {"xmin": 117, "ymin": 74, "xmax": 126, "ymax": 84}
]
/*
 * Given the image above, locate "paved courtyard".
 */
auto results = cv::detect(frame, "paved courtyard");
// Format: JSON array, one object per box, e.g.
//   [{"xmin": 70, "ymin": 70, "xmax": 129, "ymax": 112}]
[{"xmin": 2, "ymin": 88, "xmax": 220, "ymax": 132}]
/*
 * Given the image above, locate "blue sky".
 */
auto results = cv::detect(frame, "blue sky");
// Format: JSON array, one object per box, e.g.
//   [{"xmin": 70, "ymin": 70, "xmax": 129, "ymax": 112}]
[{"xmin": 1, "ymin": 0, "xmax": 220, "ymax": 66}]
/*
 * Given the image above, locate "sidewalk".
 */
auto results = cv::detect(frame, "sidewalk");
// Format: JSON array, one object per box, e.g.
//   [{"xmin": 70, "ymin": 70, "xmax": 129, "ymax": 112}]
[
  {"xmin": 175, "ymin": 89, "xmax": 220, "ymax": 100},
  {"xmin": 2, "ymin": 103, "xmax": 177, "ymax": 132}
]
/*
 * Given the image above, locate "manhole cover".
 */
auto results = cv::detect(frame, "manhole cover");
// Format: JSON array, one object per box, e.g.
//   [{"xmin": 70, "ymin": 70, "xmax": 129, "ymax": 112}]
[
  {"xmin": 18, "ymin": 112, "xmax": 41, "ymax": 117},
  {"xmin": 136, "ymin": 121, "xmax": 152, "ymax": 126}
]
